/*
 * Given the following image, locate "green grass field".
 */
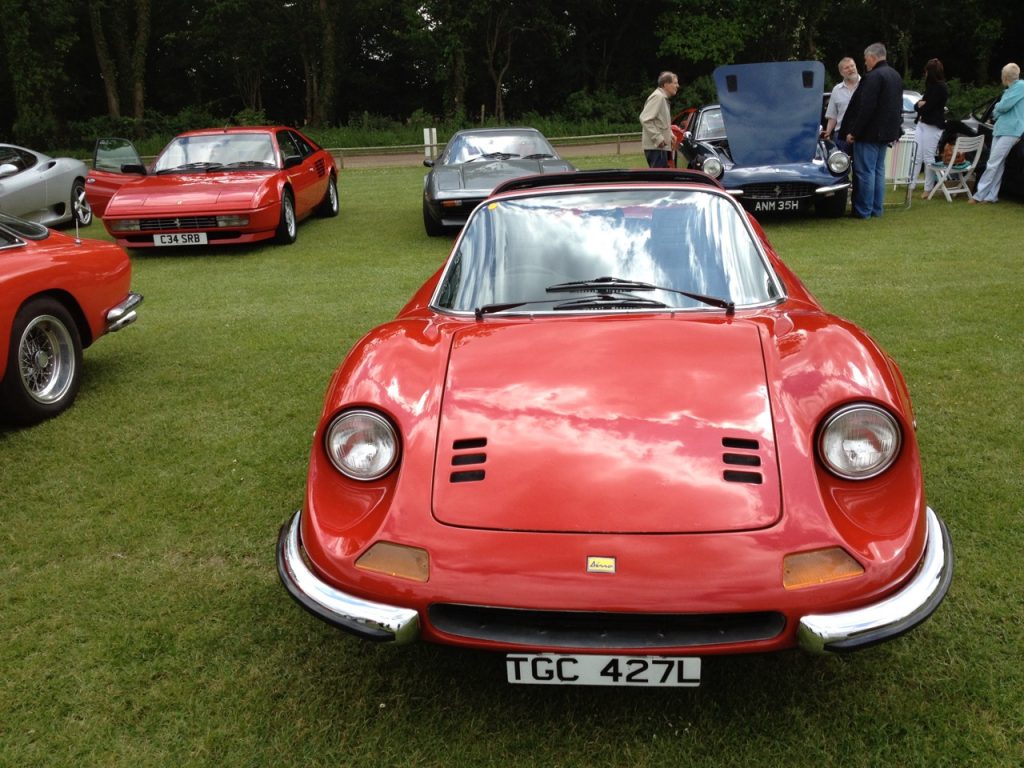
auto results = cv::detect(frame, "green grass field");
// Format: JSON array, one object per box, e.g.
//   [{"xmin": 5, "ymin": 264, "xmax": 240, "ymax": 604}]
[{"xmin": 2, "ymin": 156, "xmax": 1022, "ymax": 767}]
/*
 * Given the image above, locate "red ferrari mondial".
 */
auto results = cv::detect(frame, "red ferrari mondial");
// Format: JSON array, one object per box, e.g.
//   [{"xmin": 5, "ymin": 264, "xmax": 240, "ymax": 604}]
[
  {"xmin": 86, "ymin": 126, "xmax": 338, "ymax": 249},
  {"xmin": 0, "ymin": 211, "xmax": 141, "ymax": 425},
  {"xmin": 277, "ymin": 169, "xmax": 952, "ymax": 688}
]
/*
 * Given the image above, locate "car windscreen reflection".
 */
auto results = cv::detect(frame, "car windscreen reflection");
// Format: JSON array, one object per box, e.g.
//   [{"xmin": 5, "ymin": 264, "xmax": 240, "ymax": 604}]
[{"xmin": 434, "ymin": 189, "xmax": 783, "ymax": 313}]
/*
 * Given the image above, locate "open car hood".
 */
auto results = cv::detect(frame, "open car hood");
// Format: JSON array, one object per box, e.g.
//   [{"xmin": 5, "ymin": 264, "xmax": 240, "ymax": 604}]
[
  {"xmin": 713, "ymin": 61, "xmax": 825, "ymax": 167},
  {"xmin": 431, "ymin": 318, "xmax": 781, "ymax": 534},
  {"xmin": 105, "ymin": 174, "xmax": 269, "ymax": 214}
]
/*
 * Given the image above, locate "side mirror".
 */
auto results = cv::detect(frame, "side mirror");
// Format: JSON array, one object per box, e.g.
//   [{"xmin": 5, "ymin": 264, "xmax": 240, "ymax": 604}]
[
  {"xmin": 423, "ymin": 159, "xmax": 435, "ymax": 168},
  {"xmin": 0, "ymin": 162, "xmax": 19, "ymax": 178},
  {"xmin": 120, "ymin": 163, "xmax": 147, "ymax": 175}
]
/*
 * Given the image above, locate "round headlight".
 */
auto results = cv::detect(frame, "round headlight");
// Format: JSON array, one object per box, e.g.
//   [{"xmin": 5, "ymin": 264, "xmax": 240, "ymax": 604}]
[
  {"xmin": 324, "ymin": 410, "xmax": 400, "ymax": 481},
  {"xmin": 702, "ymin": 156, "xmax": 724, "ymax": 179},
  {"xmin": 827, "ymin": 151, "xmax": 850, "ymax": 174},
  {"xmin": 818, "ymin": 404, "xmax": 902, "ymax": 480}
]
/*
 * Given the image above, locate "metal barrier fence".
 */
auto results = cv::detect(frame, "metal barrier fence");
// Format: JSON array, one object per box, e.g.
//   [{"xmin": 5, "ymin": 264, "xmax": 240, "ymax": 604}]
[{"xmin": 328, "ymin": 132, "xmax": 643, "ymax": 167}]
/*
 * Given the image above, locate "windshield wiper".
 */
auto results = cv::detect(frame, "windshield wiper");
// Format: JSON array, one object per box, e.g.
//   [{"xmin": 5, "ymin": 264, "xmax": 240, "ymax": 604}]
[
  {"xmin": 468, "ymin": 152, "xmax": 519, "ymax": 161},
  {"xmin": 474, "ymin": 300, "xmax": 561, "ymax": 318},
  {"xmin": 156, "ymin": 162, "xmax": 225, "ymax": 174},
  {"xmin": 553, "ymin": 295, "xmax": 669, "ymax": 311},
  {"xmin": 523, "ymin": 153, "xmax": 555, "ymax": 160},
  {"xmin": 546, "ymin": 276, "xmax": 735, "ymax": 314}
]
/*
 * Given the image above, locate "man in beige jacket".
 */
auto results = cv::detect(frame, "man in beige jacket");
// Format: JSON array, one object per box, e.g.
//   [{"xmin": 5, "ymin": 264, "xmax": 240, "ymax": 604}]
[{"xmin": 640, "ymin": 71, "xmax": 680, "ymax": 167}]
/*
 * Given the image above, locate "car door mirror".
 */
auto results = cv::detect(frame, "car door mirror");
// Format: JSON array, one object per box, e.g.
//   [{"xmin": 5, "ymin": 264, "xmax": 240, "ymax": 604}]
[
  {"xmin": 423, "ymin": 159, "xmax": 435, "ymax": 168},
  {"xmin": 0, "ymin": 163, "xmax": 17, "ymax": 178},
  {"xmin": 120, "ymin": 163, "xmax": 147, "ymax": 175}
]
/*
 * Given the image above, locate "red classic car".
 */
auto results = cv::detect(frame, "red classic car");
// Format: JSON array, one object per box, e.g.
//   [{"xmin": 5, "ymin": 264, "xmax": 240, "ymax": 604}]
[
  {"xmin": 277, "ymin": 169, "xmax": 952, "ymax": 687},
  {"xmin": 85, "ymin": 126, "xmax": 338, "ymax": 249},
  {"xmin": 0, "ymin": 211, "xmax": 141, "ymax": 425}
]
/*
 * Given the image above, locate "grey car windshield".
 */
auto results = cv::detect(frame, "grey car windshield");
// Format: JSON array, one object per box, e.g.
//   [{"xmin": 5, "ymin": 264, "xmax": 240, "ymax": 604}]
[
  {"xmin": 443, "ymin": 132, "xmax": 556, "ymax": 165},
  {"xmin": 434, "ymin": 188, "xmax": 781, "ymax": 313}
]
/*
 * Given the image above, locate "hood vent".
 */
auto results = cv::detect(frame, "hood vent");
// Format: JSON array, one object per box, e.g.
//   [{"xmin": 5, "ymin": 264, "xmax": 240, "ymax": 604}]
[
  {"xmin": 722, "ymin": 437, "xmax": 763, "ymax": 485},
  {"xmin": 450, "ymin": 437, "xmax": 487, "ymax": 483}
]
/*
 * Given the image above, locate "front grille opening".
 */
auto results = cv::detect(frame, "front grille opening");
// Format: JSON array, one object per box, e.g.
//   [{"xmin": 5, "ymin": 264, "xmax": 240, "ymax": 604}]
[
  {"xmin": 742, "ymin": 182, "xmax": 816, "ymax": 200},
  {"xmin": 429, "ymin": 604, "xmax": 786, "ymax": 648}
]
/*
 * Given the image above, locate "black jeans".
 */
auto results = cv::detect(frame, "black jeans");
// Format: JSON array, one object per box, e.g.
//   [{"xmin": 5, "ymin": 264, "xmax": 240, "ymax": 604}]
[{"xmin": 645, "ymin": 149, "xmax": 670, "ymax": 168}]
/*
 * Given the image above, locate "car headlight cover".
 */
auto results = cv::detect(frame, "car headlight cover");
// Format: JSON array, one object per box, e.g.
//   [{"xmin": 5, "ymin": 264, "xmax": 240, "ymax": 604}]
[
  {"xmin": 325, "ymin": 410, "xmax": 399, "ymax": 481},
  {"xmin": 827, "ymin": 151, "xmax": 850, "ymax": 174},
  {"xmin": 702, "ymin": 156, "xmax": 724, "ymax": 179},
  {"xmin": 819, "ymin": 404, "xmax": 901, "ymax": 479}
]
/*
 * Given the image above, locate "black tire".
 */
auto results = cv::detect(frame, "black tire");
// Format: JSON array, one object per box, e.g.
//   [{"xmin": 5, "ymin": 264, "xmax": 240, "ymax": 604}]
[
  {"xmin": 71, "ymin": 178, "xmax": 93, "ymax": 227},
  {"xmin": 816, "ymin": 189, "xmax": 848, "ymax": 218},
  {"xmin": 0, "ymin": 298, "xmax": 83, "ymax": 426},
  {"xmin": 423, "ymin": 198, "xmax": 445, "ymax": 237},
  {"xmin": 316, "ymin": 174, "xmax": 340, "ymax": 218},
  {"xmin": 275, "ymin": 189, "xmax": 297, "ymax": 244}
]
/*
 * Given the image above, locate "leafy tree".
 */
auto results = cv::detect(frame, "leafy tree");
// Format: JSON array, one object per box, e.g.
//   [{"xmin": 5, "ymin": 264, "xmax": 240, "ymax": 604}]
[
  {"xmin": 0, "ymin": 0, "xmax": 79, "ymax": 144},
  {"xmin": 87, "ymin": 0, "xmax": 150, "ymax": 119}
]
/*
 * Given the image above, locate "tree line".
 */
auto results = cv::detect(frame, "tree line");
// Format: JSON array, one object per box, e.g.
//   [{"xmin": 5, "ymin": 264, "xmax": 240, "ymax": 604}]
[{"xmin": 1, "ymin": 0, "xmax": 1019, "ymax": 149}]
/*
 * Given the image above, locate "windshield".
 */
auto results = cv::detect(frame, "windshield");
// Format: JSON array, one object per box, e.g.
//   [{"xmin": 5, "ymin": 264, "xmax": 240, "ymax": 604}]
[
  {"xmin": 433, "ymin": 188, "xmax": 781, "ymax": 313},
  {"xmin": 442, "ymin": 132, "xmax": 557, "ymax": 165},
  {"xmin": 696, "ymin": 108, "xmax": 726, "ymax": 141},
  {"xmin": 0, "ymin": 210, "xmax": 49, "ymax": 242},
  {"xmin": 153, "ymin": 133, "xmax": 277, "ymax": 173}
]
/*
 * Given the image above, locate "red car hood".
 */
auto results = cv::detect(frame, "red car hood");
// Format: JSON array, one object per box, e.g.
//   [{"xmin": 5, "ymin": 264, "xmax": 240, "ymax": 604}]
[
  {"xmin": 105, "ymin": 173, "xmax": 269, "ymax": 215},
  {"xmin": 431, "ymin": 317, "xmax": 781, "ymax": 534}
]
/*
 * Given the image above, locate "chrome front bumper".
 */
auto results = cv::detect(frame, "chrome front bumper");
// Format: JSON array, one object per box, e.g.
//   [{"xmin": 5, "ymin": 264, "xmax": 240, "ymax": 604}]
[
  {"xmin": 798, "ymin": 507, "xmax": 953, "ymax": 653},
  {"xmin": 276, "ymin": 510, "xmax": 420, "ymax": 644},
  {"xmin": 105, "ymin": 292, "xmax": 143, "ymax": 333},
  {"xmin": 277, "ymin": 506, "xmax": 951, "ymax": 654}
]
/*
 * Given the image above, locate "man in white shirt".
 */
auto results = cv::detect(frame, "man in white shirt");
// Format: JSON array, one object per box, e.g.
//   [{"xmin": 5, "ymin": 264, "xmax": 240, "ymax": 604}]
[{"xmin": 823, "ymin": 57, "xmax": 860, "ymax": 152}]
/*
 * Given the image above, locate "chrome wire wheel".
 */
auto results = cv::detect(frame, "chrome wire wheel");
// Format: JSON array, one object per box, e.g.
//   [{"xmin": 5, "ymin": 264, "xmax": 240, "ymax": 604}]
[{"xmin": 18, "ymin": 314, "xmax": 77, "ymax": 405}]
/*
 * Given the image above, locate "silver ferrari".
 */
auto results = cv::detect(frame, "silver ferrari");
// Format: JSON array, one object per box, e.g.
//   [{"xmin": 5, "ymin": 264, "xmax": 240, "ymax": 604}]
[{"xmin": 0, "ymin": 143, "xmax": 93, "ymax": 227}]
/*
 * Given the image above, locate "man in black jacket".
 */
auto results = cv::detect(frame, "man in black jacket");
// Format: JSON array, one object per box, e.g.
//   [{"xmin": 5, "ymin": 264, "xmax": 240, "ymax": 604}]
[{"xmin": 844, "ymin": 43, "xmax": 904, "ymax": 217}]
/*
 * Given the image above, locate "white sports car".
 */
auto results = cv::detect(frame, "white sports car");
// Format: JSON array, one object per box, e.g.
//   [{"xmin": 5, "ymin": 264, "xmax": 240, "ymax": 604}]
[{"xmin": 0, "ymin": 143, "xmax": 93, "ymax": 227}]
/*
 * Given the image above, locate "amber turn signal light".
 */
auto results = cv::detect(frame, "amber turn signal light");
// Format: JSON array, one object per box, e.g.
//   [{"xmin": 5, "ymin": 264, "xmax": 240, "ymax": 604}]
[
  {"xmin": 783, "ymin": 547, "xmax": 864, "ymax": 590},
  {"xmin": 356, "ymin": 542, "xmax": 430, "ymax": 583}
]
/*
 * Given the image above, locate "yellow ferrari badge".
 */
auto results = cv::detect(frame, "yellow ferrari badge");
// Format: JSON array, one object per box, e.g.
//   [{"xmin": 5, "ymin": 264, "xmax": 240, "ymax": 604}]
[{"xmin": 586, "ymin": 556, "xmax": 616, "ymax": 574}]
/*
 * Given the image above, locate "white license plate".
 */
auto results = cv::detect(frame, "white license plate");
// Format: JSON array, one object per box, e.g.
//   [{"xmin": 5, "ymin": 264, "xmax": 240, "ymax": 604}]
[
  {"xmin": 154, "ymin": 232, "xmax": 208, "ymax": 246},
  {"xmin": 753, "ymin": 199, "xmax": 801, "ymax": 213},
  {"xmin": 506, "ymin": 653, "xmax": 700, "ymax": 687}
]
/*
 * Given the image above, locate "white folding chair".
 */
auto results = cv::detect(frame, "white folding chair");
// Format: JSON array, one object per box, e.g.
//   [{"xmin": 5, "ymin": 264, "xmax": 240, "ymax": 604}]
[
  {"xmin": 926, "ymin": 134, "xmax": 986, "ymax": 201},
  {"xmin": 885, "ymin": 135, "xmax": 918, "ymax": 209}
]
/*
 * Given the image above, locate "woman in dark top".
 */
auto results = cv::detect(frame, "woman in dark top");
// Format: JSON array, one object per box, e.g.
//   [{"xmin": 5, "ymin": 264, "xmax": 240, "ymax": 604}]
[{"xmin": 913, "ymin": 58, "xmax": 949, "ymax": 199}]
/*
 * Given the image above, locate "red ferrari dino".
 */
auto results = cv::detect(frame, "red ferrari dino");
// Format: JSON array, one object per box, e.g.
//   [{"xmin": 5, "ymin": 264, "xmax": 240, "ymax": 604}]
[{"xmin": 277, "ymin": 169, "xmax": 952, "ymax": 687}]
